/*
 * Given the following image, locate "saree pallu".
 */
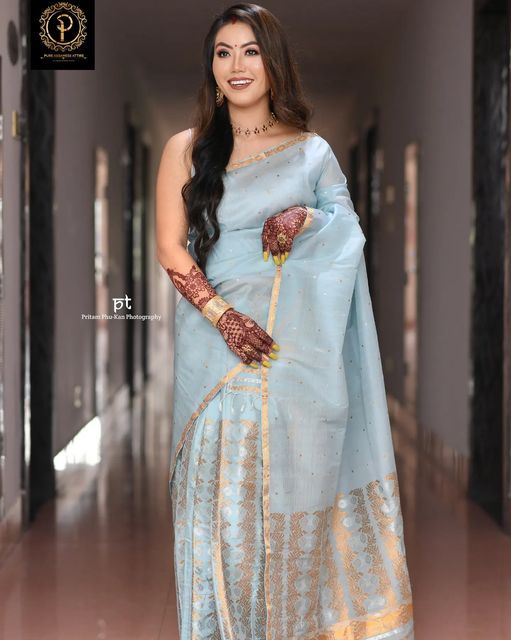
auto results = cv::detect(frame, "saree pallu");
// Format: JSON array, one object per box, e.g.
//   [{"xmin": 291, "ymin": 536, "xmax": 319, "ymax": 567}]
[{"xmin": 169, "ymin": 131, "xmax": 415, "ymax": 639}]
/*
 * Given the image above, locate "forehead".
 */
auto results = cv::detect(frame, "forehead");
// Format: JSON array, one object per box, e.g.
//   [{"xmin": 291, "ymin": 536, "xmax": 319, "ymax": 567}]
[{"xmin": 214, "ymin": 21, "xmax": 256, "ymax": 45}]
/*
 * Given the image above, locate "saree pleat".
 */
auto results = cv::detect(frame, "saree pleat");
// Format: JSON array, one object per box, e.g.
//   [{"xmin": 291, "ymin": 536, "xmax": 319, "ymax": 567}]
[
  {"xmin": 171, "ymin": 371, "xmax": 268, "ymax": 640},
  {"xmin": 169, "ymin": 131, "xmax": 415, "ymax": 639}
]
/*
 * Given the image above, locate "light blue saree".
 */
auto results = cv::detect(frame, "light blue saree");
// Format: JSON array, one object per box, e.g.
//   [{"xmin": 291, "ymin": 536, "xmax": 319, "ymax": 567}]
[{"xmin": 169, "ymin": 131, "xmax": 415, "ymax": 639}]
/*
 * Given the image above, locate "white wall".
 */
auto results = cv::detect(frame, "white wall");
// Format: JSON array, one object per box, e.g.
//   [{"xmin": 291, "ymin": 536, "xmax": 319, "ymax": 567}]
[
  {"xmin": 344, "ymin": 0, "xmax": 474, "ymax": 455},
  {"xmin": 0, "ymin": 0, "xmax": 23, "ymax": 516},
  {"xmin": 53, "ymin": 9, "xmax": 133, "ymax": 453}
]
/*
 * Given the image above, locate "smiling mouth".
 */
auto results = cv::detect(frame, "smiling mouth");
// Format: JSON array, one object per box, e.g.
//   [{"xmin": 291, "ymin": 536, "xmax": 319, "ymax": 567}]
[{"xmin": 228, "ymin": 79, "xmax": 254, "ymax": 87}]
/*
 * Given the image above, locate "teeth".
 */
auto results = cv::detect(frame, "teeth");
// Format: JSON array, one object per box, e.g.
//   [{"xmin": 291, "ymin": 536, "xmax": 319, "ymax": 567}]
[{"xmin": 229, "ymin": 79, "xmax": 252, "ymax": 85}]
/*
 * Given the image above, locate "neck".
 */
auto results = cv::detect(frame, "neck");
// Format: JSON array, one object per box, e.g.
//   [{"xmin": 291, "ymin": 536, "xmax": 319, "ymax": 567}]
[{"xmin": 227, "ymin": 99, "xmax": 274, "ymax": 134}]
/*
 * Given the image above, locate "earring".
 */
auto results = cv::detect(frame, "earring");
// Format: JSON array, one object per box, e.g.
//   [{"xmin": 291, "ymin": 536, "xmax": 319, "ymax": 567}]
[{"xmin": 216, "ymin": 86, "xmax": 224, "ymax": 107}]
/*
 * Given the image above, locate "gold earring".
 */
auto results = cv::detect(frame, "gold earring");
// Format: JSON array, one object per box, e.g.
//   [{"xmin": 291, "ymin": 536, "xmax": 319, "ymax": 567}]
[{"xmin": 216, "ymin": 86, "xmax": 224, "ymax": 107}]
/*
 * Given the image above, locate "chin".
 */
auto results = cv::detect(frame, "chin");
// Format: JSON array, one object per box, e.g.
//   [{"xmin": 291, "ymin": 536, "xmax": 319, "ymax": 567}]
[{"xmin": 229, "ymin": 93, "xmax": 266, "ymax": 106}]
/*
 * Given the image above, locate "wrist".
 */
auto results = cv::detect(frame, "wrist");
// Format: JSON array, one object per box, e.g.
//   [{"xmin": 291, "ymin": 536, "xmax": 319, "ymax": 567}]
[
  {"xmin": 301, "ymin": 206, "xmax": 314, "ymax": 231},
  {"xmin": 201, "ymin": 295, "xmax": 234, "ymax": 327}
]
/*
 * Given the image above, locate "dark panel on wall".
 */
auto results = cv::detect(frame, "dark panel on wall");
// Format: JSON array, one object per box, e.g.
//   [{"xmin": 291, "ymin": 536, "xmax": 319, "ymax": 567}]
[
  {"xmin": 141, "ymin": 143, "xmax": 150, "ymax": 382},
  {"xmin": 124, "ymin": 114, "xmax": 135, "ymax": 398},
  {"xmin": 469, "ymin": 0, "xmax": 509, "ymax": 523},
  {"xmin": 348, "ymin": 143, "xmax": 360, "ymax": 214},
  {"xmin": 28, "ymin": 69, "xmax": 56, "ymax": 520}
]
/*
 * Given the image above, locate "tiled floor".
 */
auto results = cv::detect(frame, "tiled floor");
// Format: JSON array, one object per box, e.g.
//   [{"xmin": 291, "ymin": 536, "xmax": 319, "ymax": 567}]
[{"xmin": 0, "ymin": 371, "xmax": 510, "ymax": 639}]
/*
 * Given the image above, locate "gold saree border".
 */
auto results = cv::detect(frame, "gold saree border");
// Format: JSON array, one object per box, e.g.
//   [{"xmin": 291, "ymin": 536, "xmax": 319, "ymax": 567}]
[
  {"xmin": 225, "ymin": 131, "xmax": 318, "ymax": 172},
  {"xmin": 312, "ymin": 603, "xmax": 414, "ymax": 640},
  {"xmin": 168, "ymin": 361, "xmax": 247, "ymax": 484},
  {"xmin": 261, "ymin": 263, "xmax": 284, "ymax": 640}
]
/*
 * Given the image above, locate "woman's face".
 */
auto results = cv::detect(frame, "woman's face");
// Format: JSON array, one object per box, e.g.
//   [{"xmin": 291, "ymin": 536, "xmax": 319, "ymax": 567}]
[{"xmin": 212, "ymin": 21, "xmax": 270, "ymax": 108}]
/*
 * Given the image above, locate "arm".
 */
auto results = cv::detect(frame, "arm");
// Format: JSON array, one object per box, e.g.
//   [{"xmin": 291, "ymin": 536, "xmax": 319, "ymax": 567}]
[{"xmin": 155, "ymin": 130, "xmax": 279, "ymax": 367}]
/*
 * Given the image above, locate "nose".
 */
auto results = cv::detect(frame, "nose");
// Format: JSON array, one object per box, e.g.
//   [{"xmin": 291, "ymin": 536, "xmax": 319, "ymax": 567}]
[{"xmin": 229, "ymin": 49, "xmax": 246, "ymax": 72}]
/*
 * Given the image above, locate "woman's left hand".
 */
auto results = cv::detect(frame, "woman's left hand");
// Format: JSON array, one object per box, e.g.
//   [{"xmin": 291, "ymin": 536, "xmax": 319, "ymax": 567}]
[{"xmin": 262, "ymin": 205, "xmax": 310, "ymax": 265}]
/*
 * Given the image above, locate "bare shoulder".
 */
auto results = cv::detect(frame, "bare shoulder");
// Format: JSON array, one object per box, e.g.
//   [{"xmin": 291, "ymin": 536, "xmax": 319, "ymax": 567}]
[{"xmin": 160, "ymin": 128, "xmax": 194, "ymax": 174}]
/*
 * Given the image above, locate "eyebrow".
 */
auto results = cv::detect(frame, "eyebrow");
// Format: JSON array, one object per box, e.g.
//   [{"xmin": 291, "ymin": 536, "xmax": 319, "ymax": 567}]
[{"xmin": 215, "ymin": 40, "xmax": 258, "ymax": 49}]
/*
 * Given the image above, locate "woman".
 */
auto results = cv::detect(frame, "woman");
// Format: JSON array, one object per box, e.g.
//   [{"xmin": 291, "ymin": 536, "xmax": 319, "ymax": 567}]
[{"xmin": 156, "ymin": 4, "xmax": 415, "ymax": 639}]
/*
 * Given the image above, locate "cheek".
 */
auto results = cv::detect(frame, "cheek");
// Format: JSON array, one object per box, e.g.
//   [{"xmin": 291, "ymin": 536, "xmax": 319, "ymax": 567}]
[
  {"xmin": 212, "ymin": 56, "xmax": 228, "ymax": 77},
  {"xmin": 249, "ymin": 58, "xmax": 268, "ymax": 82}
]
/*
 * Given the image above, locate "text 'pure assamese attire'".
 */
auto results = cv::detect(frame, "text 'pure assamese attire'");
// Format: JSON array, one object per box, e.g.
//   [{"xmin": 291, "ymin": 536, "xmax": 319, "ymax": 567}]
[{"xmin": 169, "ymin": 131, "xmax": 415, "ymax": 640}]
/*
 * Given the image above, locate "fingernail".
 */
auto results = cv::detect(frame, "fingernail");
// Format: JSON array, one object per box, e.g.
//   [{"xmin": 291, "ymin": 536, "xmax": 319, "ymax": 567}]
[
  {"xmin": 268, "ymin": 352, "xmax": 278, "ymax": 360},
  {"xmin": 263, "ymin": 251, "xmax": 268, "ymax": 262},
  {"xmin": 249, "ymin": 362, "xmax": 259, "ymax": 368},
  {"xmin": 272, "ymin": 343, "xmax": 280, "ymax": 351},
  {"xmin": 262, "ymin": 360, "xmax": 272, "ymax": 368},
  {"xmin": 273, "ymin": 255, "xmax": 280, "ymax": 265}
]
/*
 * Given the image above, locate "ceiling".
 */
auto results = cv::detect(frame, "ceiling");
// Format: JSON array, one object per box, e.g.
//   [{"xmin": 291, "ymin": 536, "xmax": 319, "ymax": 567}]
[{"xmin": 102, "ymin": 0, "xmax": 409, "ymax": 107}]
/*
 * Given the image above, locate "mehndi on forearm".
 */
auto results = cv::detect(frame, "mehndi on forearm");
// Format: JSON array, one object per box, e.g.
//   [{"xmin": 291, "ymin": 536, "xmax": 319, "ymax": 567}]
[
  {"xmin": 166, "ymin": 263, "xmax": 234, "ymax": 326},
  {"xmin": 164, "ymin": 261, "xmax": 279, "ymax": 366}
]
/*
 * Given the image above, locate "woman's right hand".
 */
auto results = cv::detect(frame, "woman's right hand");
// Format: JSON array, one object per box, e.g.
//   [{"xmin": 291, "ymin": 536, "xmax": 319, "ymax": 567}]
[{"xmin": 216, "ymin": 309, "xmax": 280, "ymax": 367}]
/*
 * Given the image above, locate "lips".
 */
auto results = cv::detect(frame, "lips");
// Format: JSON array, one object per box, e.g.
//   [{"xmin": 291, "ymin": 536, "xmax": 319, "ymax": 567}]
[{"xmin": 228, "ymin": 78, "xmax": 254, "ymax": 87}]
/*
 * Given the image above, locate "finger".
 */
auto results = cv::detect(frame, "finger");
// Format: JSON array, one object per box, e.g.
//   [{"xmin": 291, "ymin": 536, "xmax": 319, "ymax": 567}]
[
  {"xmin": 261, "ymin": 352, "xmax": 274, "ymax": 366},
  {"xmin": 276, "ymin": 235, "xmax": 288, "ymax": 254},
  {"xmin": 249, "ymin": 331, "xmax": 279, "ymax": 359},
  {"xmin": 238, "ymin": 343, "xmax": 260, "ymax": 365},
  {"xmin": 253, "ymin": 325, "xmax": 275, "ymax": 348},
  {"xmin": 249, "ymin": 322, "xmax": 279, "ymax": 353},
  {"xmin": 261, "ymin": 234, "xmax": 269, "ymax": 261},
  {"xmin": 268, "ymin": 235, "xmax": 280, "ymax": 260},
  {"xmin": 262, "ymin": 342, "xmax": 279, "ymax": 360}
]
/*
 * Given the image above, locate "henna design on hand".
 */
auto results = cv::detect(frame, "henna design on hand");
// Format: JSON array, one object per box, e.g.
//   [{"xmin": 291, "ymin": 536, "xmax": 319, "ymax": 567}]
[
  {"xmin": 261, "ymin": 205, "xmax": 309, "ymax": 260},
  {"xmin": 166, "ymin": 264, "xmax": 277, "ymax": 365},
  {"xmin": 217, "ymin": 308, "xmax": 275, "ymax": 365},
  {"xmin": 166, "ymin": 264, "xmax": 217, "ymax": 312}
]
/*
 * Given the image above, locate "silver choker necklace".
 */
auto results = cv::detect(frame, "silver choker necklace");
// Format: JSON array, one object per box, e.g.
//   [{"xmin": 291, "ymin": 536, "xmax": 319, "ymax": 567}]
[{"xmin": 231, "ymin": 111, "xmax": 278, "ymax": 137}]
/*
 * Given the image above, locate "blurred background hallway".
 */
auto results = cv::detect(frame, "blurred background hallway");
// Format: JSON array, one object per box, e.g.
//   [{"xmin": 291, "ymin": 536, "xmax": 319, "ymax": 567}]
[{"xmin": 0, "ymin": 0, "xmax": 511, "ymax": 638}]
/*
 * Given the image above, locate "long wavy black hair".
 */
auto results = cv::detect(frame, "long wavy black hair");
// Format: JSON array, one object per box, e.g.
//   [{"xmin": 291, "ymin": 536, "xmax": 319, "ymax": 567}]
[{"xmin": 182, "ymin": 3, "xmax": 313, "ymax": 274}]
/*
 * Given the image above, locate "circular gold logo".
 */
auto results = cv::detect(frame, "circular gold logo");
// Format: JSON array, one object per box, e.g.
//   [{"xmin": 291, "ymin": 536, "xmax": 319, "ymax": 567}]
[{"xmin": 39, "ymin": 2, "xmax": 87, "ymax": 52}]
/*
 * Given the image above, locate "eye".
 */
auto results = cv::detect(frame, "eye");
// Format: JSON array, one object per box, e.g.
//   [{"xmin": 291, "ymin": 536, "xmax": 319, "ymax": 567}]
[
  {"xmin": 246, "ymin": 48, "xmax": 259, "ymax": 55},
  {"xmin": 216, "ymin": 50, "xmax": 229, "ymax": 57}
]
